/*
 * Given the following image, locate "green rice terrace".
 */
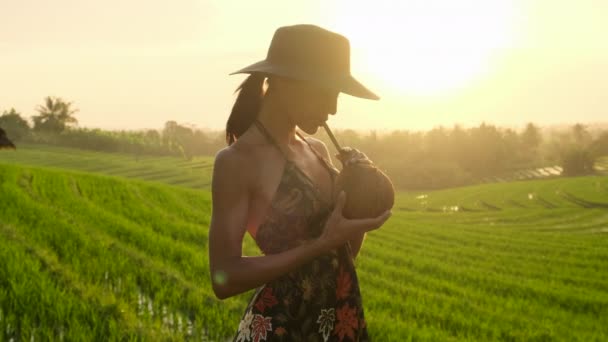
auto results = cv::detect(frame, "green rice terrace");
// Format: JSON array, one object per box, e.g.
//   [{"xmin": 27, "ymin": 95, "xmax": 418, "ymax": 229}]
[
  {"xmin": 0, "ymin": 143, "xmax": 215, "ymax": 190},
  {"xmin": 1, "ymin": 145, "xmax": 607, "ymax": 341}
]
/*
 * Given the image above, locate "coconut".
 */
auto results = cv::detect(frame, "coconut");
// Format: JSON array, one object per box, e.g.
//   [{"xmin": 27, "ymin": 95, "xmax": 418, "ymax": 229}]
[
  {"xmin": 322, "ymin": 123, "xmax": 394, "ymax": 219},
  {"xmin": 335, "ymin": 161, "xmax": 395, "ymax": 219}
]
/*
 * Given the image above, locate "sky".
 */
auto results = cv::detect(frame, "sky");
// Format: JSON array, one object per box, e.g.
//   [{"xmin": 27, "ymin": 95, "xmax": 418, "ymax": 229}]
[{"xmin": 1, "ymin": 0, "xmax": 607, "ymax": 132}]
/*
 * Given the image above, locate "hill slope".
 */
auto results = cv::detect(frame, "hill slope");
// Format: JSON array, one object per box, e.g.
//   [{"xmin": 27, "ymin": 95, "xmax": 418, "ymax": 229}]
[
  {"xmin": 0, "ymin": 163, "xmax": 256, "ymax": 340},
  {"xmin": 0, "ymin": 143, "xmax": 214, "ymax": 189},
  {"xmin": 1, "ymin": 162, "xmax": 607, "ymax": 341}
]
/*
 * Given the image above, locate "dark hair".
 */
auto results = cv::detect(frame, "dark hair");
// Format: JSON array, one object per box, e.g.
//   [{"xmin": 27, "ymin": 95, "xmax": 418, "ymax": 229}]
[{"xmin": 226, "ymin": 73, "xmax": 266, "ymax": 145}]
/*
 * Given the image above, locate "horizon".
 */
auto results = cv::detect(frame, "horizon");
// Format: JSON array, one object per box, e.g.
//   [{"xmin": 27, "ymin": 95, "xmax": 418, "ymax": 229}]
[
  {"xmin": 4, "ymin": 99, "xmax": 608, "ymax": 135},
  {"xmin": 2, "ymin": 0, "xmax": 607, "ymax": 132}
]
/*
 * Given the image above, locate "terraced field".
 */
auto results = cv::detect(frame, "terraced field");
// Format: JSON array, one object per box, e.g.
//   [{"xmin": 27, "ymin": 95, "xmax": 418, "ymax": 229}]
[
  {"xmin": 0, "ymin": 164, "xmax": 255, "ymax": 341},
  {"xmin": 0, "ymin": 143, "xmax": 214, "ymax": 189},
  {"xmin": 1, "ymin": 149, "xmax": 607, "ymax": 341},
  {"xmin": 596, "ymin": 156, "xmax": 608, "ymax": 172},
  {"xmin": 3, "ymin": 144, "xmax": 608, "ymax": 190}
]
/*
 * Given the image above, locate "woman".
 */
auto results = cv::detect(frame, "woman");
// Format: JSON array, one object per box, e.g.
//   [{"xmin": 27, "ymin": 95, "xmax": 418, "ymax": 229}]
[{"xmin": 209, "ymin": 24, "xmax": 392, "ymax": 342}]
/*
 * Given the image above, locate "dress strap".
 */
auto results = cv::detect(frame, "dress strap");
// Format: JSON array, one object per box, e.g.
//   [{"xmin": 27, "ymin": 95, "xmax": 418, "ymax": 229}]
[
  {"xmin": 254, "ymin": 120, "xmax": 335, "ymax": 175},
  {"xmin": 254, "ymin": 120, "xmax": 289, "ymax": 160},
  {"xmin": 295, "ymin": 131, "xmax": 337, "ymax": 176}
]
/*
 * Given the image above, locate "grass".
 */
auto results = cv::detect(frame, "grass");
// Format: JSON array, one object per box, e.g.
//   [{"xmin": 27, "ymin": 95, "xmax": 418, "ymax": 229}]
[
  {"xmin": 0, "ymin": 164, "xmax": 259, "ymax": 341},
  {"xmin": 5, "ymin": 144, "xmax": 606, "ymax": 193},
  {"xmin": 1, "ymin": 147, "xmax": 607, "ymax": 341},
  {"xmin": 0, "ymin": 143, "xmax": 214, "ymax": 190}
]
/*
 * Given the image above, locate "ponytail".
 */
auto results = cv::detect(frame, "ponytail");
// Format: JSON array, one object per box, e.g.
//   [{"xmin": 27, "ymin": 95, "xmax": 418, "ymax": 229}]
[{"xmin": 226, "ymin": 73, "xmax": 266, "ymax": 145}]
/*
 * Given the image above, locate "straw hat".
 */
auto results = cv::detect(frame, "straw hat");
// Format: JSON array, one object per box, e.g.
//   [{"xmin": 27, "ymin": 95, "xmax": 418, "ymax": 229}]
[{"xmin": 230, "ymin": 24, "xmax": 379, "ymax": 100}]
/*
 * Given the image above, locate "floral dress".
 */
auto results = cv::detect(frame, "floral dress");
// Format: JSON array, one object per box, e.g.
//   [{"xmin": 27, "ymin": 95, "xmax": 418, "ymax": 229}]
[{"xmin": 233, "ymin": 121, "xmax": 369, "ymax": 342}]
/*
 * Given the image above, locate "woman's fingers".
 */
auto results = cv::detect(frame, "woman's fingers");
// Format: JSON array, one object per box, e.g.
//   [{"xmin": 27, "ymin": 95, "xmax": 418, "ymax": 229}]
[
  {"xmin": 351, "ymin": 210, "xmax": 392, "ymax": 233},
  {"xmin": 346, "ymin": 153, "xmax": 372, "ymax": 166},
  {"xmin": 335, "ymin": 147, "xmax": 373, "ymax": 167},
  {"xmin": 321, "ymin": 198, "xmax": 391, "ymax": 249},
  {"xmin": 334, "ymin": 191, "xmax": 347, "ymax": 214},
  {"xmin": 335, "ymin": 147, "xmax": 353, "ymax": 160}
]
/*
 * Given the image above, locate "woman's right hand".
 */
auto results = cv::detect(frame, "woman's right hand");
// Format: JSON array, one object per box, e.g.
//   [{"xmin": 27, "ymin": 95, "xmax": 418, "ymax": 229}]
[
  {"xmin": 335, "ymin": 147, "xmax": 373, "ymax": 167},
  {"xmin": 319, "ymin": 191, "xmax": 392, "ymax": 250}
]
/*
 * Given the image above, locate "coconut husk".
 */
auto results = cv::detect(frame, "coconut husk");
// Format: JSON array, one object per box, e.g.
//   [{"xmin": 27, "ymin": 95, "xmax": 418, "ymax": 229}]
[
  {"xmin": 323, "ymin": 123, "xmax": 395, "ymax": 219},
  {"xmin": 335, "ymin": 162, "xmax": 395, "ymax": 219}
]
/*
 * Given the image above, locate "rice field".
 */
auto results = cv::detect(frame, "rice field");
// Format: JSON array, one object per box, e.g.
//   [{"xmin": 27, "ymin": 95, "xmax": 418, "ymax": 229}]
[
  {"xmin": 1, "ymin": 149, "xmax": 607, "ymax": 341},
  {"xmin": 0, "ymin": 143, "xmax": 214, "ymax": 190},
  {"xmin": 5, "ymin": 144, "xmax": 607, "ymax": 192}
]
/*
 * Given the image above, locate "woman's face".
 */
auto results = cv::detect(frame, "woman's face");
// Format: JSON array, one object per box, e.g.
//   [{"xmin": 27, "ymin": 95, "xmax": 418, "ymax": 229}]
[{"xmin": 272, "ymin": 77, "xmax": 339, "ymax": 134}]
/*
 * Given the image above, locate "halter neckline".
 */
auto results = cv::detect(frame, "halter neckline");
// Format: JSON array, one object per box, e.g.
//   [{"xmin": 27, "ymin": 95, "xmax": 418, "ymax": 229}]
[
  {"xmin": 253, "ymin": 120, "xmax": 314, "ymax": 161},
  {"xmin": 253, "ymin": 119, "xmax": 336, "ymax": 205}
]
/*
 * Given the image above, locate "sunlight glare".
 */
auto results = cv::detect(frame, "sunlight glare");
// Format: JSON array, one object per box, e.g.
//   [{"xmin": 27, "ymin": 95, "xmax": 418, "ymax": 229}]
[{"xmin": 330, "ymin": 0, "xmax": 519, "ymax": 96}]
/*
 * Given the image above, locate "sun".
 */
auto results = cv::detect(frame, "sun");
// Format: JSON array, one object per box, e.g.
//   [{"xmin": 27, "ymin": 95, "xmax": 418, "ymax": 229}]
[{"xmin": 329, "ymin": 0, "xmax": 518, "ymax": 96}]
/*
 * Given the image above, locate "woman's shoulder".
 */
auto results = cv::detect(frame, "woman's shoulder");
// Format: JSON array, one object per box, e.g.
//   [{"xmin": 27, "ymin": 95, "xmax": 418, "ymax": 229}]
[
  {"xmin": 212, "ymin": 143, "xmax": 259, "ymax": 197},
  {"xmin": 213, "ymin": 129, "xmax": 272, "ymax": 173},
  {"xmin": 213, "ymin": 143, "xmax": 254, "ymax": 174}
]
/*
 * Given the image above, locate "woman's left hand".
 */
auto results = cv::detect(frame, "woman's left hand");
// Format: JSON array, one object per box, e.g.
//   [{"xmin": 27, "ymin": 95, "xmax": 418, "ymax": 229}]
[{"xmin": 335, "ymin": 147, "xmax": 373, "ymax": 167}]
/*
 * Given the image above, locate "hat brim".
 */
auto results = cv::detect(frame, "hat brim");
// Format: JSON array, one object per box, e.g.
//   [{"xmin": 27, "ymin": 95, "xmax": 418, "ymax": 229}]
[{"xmin": 230, "ymin": 60, "xmax": 380, "ymax": 100}]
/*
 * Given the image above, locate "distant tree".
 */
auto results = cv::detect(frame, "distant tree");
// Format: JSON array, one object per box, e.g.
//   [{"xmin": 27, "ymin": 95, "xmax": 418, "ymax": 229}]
[
  {"xmin": 521, "ymin": 123, "xmax": 542, "ymax": 150},
  {"xmin": 520, "ymin": 122, "xmax": 542, "ymax": 163},
  {"xmin": 32, "ymin": 96, "xmax": 79, "ymax": 133},
  {"xmin": 190, "ymin": 130, "xmax": 209, "ymax": 154},
  {"xmin": 502, "ymin": 128, "xmax": 524, "ymax": 166},
  {"xmin": 561, "ymin": 146, "xmax": 595, "ymax": 176},
  {"xmin": 571, "ymin": 123, "xmax": 592, "ymax": 146},
  {"xmin": 448, "ymin": 125, "xmax": 469, "ymax": 168},
  {"xmin": 0, "ymin": 108, "xmax": 30, "ymax": 141},
  {"xmin": 144, "ymin": 129, "xmax": 161, "ymax": 145},
  {"xmin": 425, "ymin": 126, "xmax": 450, "ymax": 161},
  {"xmin": 464, "ymin": 123, "xmax": 508, "ymax": 177},
  {"xmin": 162, "ymin": 120, "xmax": 179, "ymax": 148},
  {"xmin": 558, "ymin": 124, "xmax": 596, "ymax": 176},
  {"xmin": 591, "ymin": 131, "xmax": 608, "ymax": 156},
  {"xmin": 163, "ymin": 120, "xmax": 198, "ymax": 159}
]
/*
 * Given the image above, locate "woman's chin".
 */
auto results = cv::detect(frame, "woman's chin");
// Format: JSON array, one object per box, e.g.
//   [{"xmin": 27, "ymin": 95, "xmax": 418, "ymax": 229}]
[{"xmin": 299, "ymin": 123, "xmax": 320, "ymax": 135}]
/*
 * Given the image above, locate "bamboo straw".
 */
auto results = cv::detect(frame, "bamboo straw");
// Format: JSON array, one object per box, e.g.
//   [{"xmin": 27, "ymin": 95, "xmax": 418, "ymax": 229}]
[{"xmin": 322, "ymin": 122, "xmax": 342, "ymax": 153}]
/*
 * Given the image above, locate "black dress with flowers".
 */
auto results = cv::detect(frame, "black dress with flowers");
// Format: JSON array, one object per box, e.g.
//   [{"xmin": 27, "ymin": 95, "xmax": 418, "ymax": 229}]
[{"xmin": 233, "ymin": 121, "xmax": 369, "ymax": 342}]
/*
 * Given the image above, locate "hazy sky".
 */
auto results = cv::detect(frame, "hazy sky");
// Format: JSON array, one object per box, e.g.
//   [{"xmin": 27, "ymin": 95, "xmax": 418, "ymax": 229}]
[{"xmin": 1, "ymin": 0, "xmax": 607, "ymax": 132}]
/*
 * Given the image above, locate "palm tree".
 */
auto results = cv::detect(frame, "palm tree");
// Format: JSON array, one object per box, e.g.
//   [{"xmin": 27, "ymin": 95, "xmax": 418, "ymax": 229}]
[
  {"xmin": 32, "ymin": 96, "xmax": 79, "ymax": 133},
  {"xmin": 0, "ymin": 127, "xmax": 16, "ymax": 150}
]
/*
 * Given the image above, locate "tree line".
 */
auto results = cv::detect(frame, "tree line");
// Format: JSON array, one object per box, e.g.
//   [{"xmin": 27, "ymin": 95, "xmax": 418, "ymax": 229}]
[
  {"xmin": 314, "ymin": 123, "xmax": 608, "ymax": 189},
  {"xmin": 0, "ymin": 97, "xmax": 225, "ymax": 159},
  {"xmin": 2, "ymin": 96, "xmax": 607, "ymax": 190}
]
